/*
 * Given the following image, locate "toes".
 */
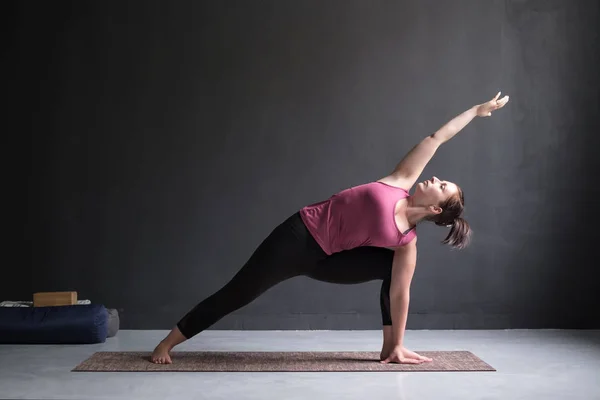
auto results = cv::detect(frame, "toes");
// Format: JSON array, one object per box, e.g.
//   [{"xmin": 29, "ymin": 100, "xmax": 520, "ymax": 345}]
[{"xmin": 150, "ymin": 349, "xmax": 172, "ymax": 365}]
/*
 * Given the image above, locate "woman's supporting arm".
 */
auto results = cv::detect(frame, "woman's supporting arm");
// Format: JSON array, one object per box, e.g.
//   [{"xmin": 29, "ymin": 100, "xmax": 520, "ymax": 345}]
[{"xmin": 389, "ymin": 238, "xmax": 418, "ymax": 346}]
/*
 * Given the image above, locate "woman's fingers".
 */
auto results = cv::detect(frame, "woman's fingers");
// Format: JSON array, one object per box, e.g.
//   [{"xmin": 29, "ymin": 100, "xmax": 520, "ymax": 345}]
[
  {"xmin": 382, "ymin": 358, "xmax": 422, "ymax": 364},
  {"xmin": 405, "ymin": 349, "xmax": 432, "ymax": 362},
  {"xmin": 402, "ymin": 358, "xmax": 424, "ymax": 364},
  {"xmin": 494, "ymin": 91, "xmax": 501, "ymax": 101},
  {"xmin": 493, "ymin": 96, "xmax": 509, "ymax": 111},
  {"xmin": 380, "ymin": 356, "xmax": 425, "ymax": 364},
  {"xmin": 497, "ymin": 95, "xmax": 510, "ymax": 107}
]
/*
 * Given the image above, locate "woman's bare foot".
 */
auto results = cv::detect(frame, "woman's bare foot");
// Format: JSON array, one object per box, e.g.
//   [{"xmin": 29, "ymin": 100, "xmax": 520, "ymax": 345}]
[
  {"xmin": 151, "ymin": 326, "xmax": 187, "ymax": 364},
  {"xmin": 152, "ymin": 341, "xmax": 173, "ymax": 364}
]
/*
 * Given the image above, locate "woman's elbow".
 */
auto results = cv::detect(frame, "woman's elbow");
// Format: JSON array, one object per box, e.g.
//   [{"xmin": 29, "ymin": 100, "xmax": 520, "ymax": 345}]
[{"xmin": 390, "ymin": 288, "xmax": 410, "ymax": 302}]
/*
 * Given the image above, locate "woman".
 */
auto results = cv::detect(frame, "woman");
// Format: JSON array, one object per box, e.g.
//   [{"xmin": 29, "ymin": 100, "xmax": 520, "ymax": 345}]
[{"xmin": 151, "ymin": 92, "xmax": 510, "ymax": 365}]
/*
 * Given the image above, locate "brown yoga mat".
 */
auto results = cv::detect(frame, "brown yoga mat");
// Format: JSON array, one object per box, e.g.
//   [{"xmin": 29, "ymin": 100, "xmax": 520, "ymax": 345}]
[{"xmin": 73, "ymin": 351, "xmax": 495, "ymax": 372}]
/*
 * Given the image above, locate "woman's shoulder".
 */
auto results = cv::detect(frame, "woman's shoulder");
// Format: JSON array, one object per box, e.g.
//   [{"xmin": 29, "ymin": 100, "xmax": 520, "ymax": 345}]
[{"xmin": 375, "ymin": 176, "xmax": 412, "ymax": 192}]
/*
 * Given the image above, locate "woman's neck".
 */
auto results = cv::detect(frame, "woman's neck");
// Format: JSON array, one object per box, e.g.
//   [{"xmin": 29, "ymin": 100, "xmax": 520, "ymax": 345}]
[{"xmin": 404, "ymin": 196, "xmax": 430, "ymax": 227}]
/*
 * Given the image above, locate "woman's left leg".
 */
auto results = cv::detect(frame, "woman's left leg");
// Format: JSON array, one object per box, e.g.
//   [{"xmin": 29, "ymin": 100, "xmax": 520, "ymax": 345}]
[{"xmin": 303, "ymin": 246, "xmax": 395, "ymax": 359}]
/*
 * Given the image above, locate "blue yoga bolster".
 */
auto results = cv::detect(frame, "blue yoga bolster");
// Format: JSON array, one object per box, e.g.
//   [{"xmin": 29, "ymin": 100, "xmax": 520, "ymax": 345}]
[{"xmin": 0, "ymin": 304, "xmax": 109, "ymax": 344}]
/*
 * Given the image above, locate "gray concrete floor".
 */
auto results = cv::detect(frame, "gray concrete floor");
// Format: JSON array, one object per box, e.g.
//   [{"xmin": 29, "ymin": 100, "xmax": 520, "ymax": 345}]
[{"xmin": 1, "ymin": 329, "xmax": 599, "ymax": 400}]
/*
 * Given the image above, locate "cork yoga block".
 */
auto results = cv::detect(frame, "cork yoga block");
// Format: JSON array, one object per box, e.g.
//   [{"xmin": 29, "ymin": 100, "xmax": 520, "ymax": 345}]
[{"xmin": 33, "ymin": 291, "xmax": 78, "ymax": 307}]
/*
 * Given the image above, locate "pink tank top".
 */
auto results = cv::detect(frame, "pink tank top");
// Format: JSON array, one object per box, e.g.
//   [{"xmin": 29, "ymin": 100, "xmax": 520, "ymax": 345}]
[{"xmin": 299, "ymin": 181, "xmax": 417, "ymax": 255}]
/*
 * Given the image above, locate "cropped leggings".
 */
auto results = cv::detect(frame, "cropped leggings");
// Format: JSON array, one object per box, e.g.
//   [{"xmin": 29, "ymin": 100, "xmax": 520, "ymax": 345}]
[{"xmin": 177, "ymin": 212, "xmax": 395, "ymax": 339}]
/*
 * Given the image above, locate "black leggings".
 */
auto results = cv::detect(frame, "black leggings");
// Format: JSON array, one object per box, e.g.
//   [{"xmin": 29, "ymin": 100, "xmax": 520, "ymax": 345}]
[{"xmin": 177, "ymin": 212, "xmax": 394, "ymax": 339}]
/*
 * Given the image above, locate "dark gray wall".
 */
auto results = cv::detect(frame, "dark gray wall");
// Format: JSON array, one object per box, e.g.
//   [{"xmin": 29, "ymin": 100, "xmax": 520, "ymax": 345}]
[{"xmin": 14, "ymin": 0, "xmax": 600, "ymax": 330}]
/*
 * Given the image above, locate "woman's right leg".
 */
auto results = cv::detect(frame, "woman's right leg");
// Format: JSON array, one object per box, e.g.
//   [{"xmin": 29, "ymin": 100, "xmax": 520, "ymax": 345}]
[{"xmin": 152, "ymin": 212, "xmax": 326, "ymax": 363}]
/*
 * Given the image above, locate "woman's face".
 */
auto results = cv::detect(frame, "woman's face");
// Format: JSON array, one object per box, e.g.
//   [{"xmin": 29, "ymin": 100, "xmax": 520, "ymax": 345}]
[{"xmin": 414, "ymin": 176, "xmax": 459, "ymax": 207}]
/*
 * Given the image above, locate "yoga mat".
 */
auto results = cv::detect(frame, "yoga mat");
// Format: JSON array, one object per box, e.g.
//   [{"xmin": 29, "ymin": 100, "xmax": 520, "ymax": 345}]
[{"xmin": 73, "ymin": 351, "xmax": 495, "ymax": 372}]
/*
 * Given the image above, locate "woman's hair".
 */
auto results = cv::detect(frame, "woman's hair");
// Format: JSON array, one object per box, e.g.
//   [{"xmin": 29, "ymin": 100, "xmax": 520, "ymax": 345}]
[{"xmin": 426, "ymin": 186, "xmax": 472, "ymax": 249}]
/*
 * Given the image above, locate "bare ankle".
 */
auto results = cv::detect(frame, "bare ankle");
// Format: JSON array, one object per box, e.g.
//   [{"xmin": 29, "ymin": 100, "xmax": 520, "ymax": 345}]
[
  {"xmin": 159, "ymin": 340, "xmax": 175, "ymax": 350},
  {"xmin": 158, "ymin": 326, "xmax": 187, "ymax": 350}
]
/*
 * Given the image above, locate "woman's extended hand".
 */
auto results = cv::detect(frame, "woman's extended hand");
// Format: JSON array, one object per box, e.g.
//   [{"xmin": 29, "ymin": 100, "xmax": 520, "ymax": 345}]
[
  {"xmin": 476, "ymin": 92, "xmax": 510, "ymax": 117},
  {"xmin": 380, "ymin": 345, "xmax": 433, "ymax": 364}
]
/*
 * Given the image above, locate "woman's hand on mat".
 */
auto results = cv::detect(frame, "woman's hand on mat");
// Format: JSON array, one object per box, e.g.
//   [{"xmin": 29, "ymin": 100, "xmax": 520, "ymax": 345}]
[
  {"xmin": 476, "ymin": 92, "xmax": 510, "ymax": 117},
  {"xmin": 380, "ymin": 345, "xmax": 432, "ymax": 364}
]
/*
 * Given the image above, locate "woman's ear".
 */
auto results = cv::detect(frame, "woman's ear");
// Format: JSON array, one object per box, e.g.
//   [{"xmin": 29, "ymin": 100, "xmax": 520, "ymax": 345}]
[{"xmin": 429, "ymin": 205, "xmax": 443, "ymax": 215}]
